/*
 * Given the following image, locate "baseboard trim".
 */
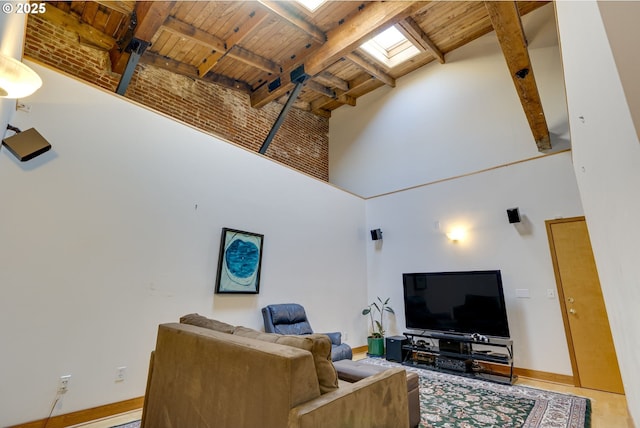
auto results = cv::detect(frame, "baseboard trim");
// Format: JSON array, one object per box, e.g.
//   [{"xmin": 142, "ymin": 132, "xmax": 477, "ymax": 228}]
[
  {"xmin": 485, "ymin": 363, "xmax": 575, "ymax": 385},
  {"xmin": 352, "ymin": 345, "xmax": 368, "ymax": 354},
  {"xmin": 9, "ymin": 396, "xmax": 144, "ymax": 428},
  {"xmin": 514, "ymin": 367, "xmax": 575, "ymax": 385},
  {"xmin": 8, "ymin": 362, "xmax": 575, "ymax": 427}
]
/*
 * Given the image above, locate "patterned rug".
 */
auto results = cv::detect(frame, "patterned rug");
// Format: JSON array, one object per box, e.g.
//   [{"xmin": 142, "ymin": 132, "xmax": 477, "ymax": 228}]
[
  {"xmin": 110, "ymin": 422, "xmax": 140, "ymax": 428},
  {"xmin": 113, "ymin": 359, "xmax": 591, "ymax": 428},
  {"xmin": 361, "ymin": 358, "xmax": 591, "ymax": 428}
]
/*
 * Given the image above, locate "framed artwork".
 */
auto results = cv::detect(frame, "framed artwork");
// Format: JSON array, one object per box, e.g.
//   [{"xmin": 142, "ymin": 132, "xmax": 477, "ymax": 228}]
[{"xmin": 215, "ymin": 228, "xmax": 264, "ymax": 294}]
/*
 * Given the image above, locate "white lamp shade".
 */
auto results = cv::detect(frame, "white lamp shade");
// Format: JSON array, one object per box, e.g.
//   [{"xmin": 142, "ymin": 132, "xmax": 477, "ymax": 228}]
[{"xmin": 0, "ymin": 54, "xmax": 42, "ymax": 98}]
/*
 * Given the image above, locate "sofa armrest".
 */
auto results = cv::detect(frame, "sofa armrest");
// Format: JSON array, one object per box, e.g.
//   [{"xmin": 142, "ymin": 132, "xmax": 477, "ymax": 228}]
[
  {"xmin": 324, "ymin": 331, "xmax": 341, "ymax": 346},
  {"xmin": 288, "ymin": 367, "xmax": 410, "ymax": 428}
]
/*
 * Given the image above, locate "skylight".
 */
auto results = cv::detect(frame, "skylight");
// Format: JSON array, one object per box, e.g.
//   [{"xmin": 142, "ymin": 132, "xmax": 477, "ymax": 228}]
[
  {"xmin": 295, "ymin": 0, "xmax": 327, "ymax": 13},
  {"xmin": 360, "ymin": 26, "xmax": 421, "ymax": 68},
  {"xmin": 372, "ymin": 26, "xmax": 407, "ymax": 51}
]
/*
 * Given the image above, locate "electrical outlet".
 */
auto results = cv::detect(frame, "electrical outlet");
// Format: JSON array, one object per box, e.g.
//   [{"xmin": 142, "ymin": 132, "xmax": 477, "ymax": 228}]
[
  {"xmin": 343, "ymin": 332, "xmax": 349, "ymax": 341},
  {"xmin": 16, "ymin": 102, "xmax": 31, "ymax": 113},
  {"xmin": 115, "ymin": 366, "xmax": 127, "ymax": 382},
  {"xmin": 58, "ymin": 375, "xmax": 71, "ymax": 394},
  {"xmin": 546, "ymin": 289, "xmax": 556, "ymax": 299}
]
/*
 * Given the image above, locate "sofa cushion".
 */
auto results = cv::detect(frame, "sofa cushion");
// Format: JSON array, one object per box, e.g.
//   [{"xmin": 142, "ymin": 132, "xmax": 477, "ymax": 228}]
[
  {"xmin": 233, "ymin": 326, "xmax": 338, "ymax": 394},
  {"xmin": 179, "ymin": 313, "xmax": 235, "ymax": 334}
]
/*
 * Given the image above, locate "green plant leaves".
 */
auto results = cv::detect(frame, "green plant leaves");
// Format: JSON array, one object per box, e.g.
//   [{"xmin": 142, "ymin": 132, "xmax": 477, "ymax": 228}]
[{"xmin": 362, "ymin": 297, "xmax": 394, "ymax": 337}]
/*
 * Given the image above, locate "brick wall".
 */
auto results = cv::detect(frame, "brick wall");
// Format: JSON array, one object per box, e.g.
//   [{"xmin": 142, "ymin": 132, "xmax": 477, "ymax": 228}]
[{"xmin": 24, "ymin": 15, "xmax": 329, "ymax": 181}]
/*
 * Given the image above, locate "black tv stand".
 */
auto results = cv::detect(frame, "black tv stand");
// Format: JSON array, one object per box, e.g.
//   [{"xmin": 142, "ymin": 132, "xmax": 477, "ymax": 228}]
[
  {"xmin": 402, "ymin": 331, "xmax": 516, "ymax": 385},
  {"xmin": 429, "ymin": 332, "xmax": 472, "ymax": 340}
]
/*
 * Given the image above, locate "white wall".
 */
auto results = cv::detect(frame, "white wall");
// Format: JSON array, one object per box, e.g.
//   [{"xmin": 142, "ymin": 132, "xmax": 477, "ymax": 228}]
[
  {"xmin": 329, "ymin": 3, "xmax": 583, "ymax": 374},
  {"xmin": 598, "ymin": 1, "xmax": 640, "ymax": 143},
  {"xmin": 329, "ymin": 4, "xmax": 568, "ymax": 198},
  {"xmin": 0, "ymin": 11, "xmax": 28, "ymax": 134},
  {"xmin": 364, "ymin": 152, "xmax": 583, "ymax": 374},
  {"xmin": 556, "ymin": 2, "xmax": 640, "ymax": 423},
  {"xmin": 0, "ymin": 63, "xmax": 368, "ymax": 426}
]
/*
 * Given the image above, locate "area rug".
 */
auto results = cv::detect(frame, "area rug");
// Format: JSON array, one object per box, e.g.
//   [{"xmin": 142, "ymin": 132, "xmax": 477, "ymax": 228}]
[
  {"xmin": 110, "ymin": 422, "xmax": 140, "ymax": 428},
  {"xmin": 112, "ymin": 359, "xmax": 591, "ymax": 428},
  {"xmin": 361, "ymin": 357, "xmax": 591, "ymax": 428}
]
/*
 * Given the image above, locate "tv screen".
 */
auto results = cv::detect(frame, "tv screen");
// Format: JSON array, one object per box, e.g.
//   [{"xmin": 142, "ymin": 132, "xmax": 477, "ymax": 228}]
[{"xmin": 403, "ymin": 270, "xmax": 510, "ymax": 338}]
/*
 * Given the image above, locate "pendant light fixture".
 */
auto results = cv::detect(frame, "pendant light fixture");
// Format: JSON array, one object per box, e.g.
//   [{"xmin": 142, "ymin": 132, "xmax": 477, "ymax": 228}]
[{"xmin": 0, "ymin": 54, "xmax": 42, "ymax": 98}]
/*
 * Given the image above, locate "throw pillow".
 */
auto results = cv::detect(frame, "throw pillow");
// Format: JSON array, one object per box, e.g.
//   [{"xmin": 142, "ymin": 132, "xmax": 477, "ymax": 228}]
[{"xmin": 233, "ymin": 326, "xmax": 338, "ymax": 394}]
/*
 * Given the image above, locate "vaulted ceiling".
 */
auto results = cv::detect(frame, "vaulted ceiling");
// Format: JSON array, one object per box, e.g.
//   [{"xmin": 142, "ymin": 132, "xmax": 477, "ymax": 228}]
[{"xmin": 37, "ymin": 1, "xmax": 552, "ymax": 150}]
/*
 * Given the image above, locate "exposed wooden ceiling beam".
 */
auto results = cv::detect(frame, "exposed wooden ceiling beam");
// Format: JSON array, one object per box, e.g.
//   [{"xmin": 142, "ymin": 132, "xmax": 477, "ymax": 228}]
[
  {"xmin": 345, "ymin": 73, "xmax": 381, "ymax": 96},
  {"xmin": 258, "ymin": 1, "xmax": 326, "ymax": 44},
  {"xmin": 94, "ymin": 1, "xmax": 135, "ymax": 17},
  {"xmin": 251, "ymin": 1, "xmax": 421, "ymax": 109},
  {"xmin": 304, "ymin": 80, "xmax": 335, "ymax": 98},
  {"xmin": 485, "ymin": 1, "xmax": 551, "ymax": 151},
  {"xmin": 304, "ymin": 81, "xmax": 356, "ymax": 108},
  {"xmin": 346, "ymin": 52, "xmax": 396, "ymax": 87},
  {"xmin": 227, "ymin": 9, "xmax": 271, "ymax": 48},
  {"xmin": 162, "ymin": 16, "xmax": 226, "ymax": 52},
  {"xmin": 132, "ymin": 1, "xmax": 176, "ymax": 41},
  {"xmin": 198, "ymin": 8, "xmax": 270, "ymax": 77},
  {"xmin": 110, "ymin": 1, "xmax": 176, "ymax": 74},
  {"xmin": 310, "ymin": 88, "xmax": 357, "ymax": 111},
  {"xmin": 307, "ymin": 98, "xmax": 332, "ymax": 118},
  {"xmin": 312, "ymin": 109, "xmax": 332, "ymax": 119},
  {"xmin": 139, "ymin": 51, "xmax": 197, "ymax": 78},
  {"xmin": 304, "ymin": 2, "xmax": 421, "ymax": 76},
  {"xmin": 161, "ymin": 16, "xmax": 280, "ymax": 75},
  {"xmin": 310, "ymin": 97, "xmax": 337, "ymax": 113},
  {"xmin": 140, "ymin": 51, "xmax": 252, "ymax": 93},
  {"xmin": 397, "ymin": 17, "xmax": 445, "ymax": 64},
  {"xmin": 40, "ymin": 4, "xmax": 116, "ymax": 50},
  {"xmin": 315, "ymin": 71, "xmax": 349, "ymax": 92},
  {"xmin": 229, "ymin": 46, "xmax": 280, "ymax": 74},
  {"xmin": 336, "ymin": 90, "xmax": 357, "ymax": 107}
]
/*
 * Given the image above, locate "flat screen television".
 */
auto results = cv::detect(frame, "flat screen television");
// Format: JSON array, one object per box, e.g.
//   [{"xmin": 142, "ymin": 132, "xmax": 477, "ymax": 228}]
[{"xmin": 402, "ymin": 270, "xmax": 510, "ymax": 338}]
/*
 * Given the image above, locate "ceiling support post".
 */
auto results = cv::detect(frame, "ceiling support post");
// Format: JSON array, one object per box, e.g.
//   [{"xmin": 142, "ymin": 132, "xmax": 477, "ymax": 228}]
[
  {"xmin": 259, "ymin": 66, "xmax": 309, "ymax": 155},
  {"xmin": 116, "ymin": 38, "xmax": 150, "ymax": 95}
]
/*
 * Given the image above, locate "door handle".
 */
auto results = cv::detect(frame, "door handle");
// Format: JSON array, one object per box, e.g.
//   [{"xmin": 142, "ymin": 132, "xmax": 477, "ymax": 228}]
[
  {"xmin": 567, "ymin": 297, "xmax": 575, "ymax": 303},
  {"xmin": 569, "ymin": 308, "xmax": 577, "ymax": 315}
]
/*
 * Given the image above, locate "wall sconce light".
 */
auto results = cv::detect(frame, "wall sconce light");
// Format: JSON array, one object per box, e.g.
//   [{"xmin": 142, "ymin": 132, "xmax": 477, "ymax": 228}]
[
  {"xmin": 446, "ymin": 227, "xmax": 466, "ymax": 242},
  {"xmin": 0, "ymin": 54, "xmax": 42, "ymax": 98}
]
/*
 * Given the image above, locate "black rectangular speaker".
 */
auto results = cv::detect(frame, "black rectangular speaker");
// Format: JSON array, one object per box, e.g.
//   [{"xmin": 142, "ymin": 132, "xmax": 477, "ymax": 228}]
[
  {"xmin": 2, "ymin": 128, "xmax": 51, "ymax": 161},
  {"xmin": 385, "ymin": 336, "xmax": 408, "ymax": 362},
  {"xmin": 507, "ymin": 208, "xmax": 521, "ymax": 223}
]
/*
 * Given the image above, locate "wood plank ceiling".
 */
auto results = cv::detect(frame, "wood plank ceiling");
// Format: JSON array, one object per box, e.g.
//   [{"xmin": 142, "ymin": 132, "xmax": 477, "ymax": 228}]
[{"xmin": 39, "ymin": 0, "xmax": 552, "ymax": 151}]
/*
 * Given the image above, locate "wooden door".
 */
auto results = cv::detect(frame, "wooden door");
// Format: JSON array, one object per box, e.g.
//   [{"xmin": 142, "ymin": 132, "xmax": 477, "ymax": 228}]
[{"xmin": 546, "ymin": 217, "xmax": 624, "ymax": 394}]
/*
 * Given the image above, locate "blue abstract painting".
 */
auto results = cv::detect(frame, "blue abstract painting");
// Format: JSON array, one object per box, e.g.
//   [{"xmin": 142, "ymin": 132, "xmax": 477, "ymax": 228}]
[{"xmin": 215, "ymin": 228, "xmax": 264, "ymax": 293}]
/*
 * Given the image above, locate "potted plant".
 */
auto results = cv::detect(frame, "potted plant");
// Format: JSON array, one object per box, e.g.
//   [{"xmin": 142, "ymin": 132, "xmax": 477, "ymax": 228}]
[{"xmin": 362, "ymin": 297, "xmax": 395, "ymax": 356}]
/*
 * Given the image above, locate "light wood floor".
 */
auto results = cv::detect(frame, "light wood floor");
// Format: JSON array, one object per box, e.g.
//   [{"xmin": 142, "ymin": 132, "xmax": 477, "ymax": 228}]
[
  {"xmin": 514, "ymin": 377, "xmax": 632, "ymax": 427},
  {"xmin": 78, "ymin": 357, "xmax": 633, "ymax": 428},
  {"xmin": 70, "ymin": 410, "xmax": 142, "ymax": 428}
]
